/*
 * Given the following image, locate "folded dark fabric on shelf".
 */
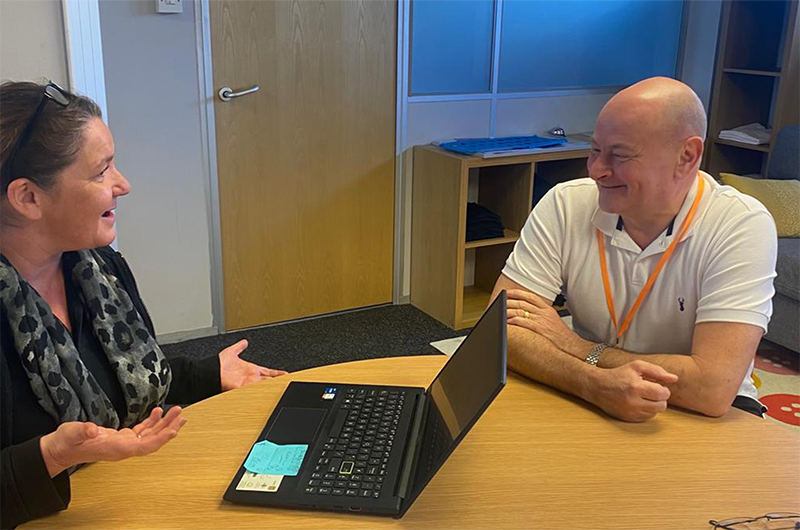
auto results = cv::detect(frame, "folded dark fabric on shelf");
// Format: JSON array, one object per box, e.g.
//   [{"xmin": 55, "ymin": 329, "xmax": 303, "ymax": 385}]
[{"xmin": 466, "ymin": 202, "xmax": 505, "ymax": 242}]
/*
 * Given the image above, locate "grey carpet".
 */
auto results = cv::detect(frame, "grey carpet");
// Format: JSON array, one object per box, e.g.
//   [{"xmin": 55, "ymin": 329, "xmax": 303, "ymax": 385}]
[{"xmin": 160, "ymin": 304, "xmax": 467, "ymax": 373}]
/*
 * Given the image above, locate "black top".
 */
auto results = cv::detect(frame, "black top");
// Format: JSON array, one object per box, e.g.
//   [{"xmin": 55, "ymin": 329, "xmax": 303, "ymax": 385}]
[{"xmin": 1, "ymin": 247, "xmax": 221, "ymax": 529}]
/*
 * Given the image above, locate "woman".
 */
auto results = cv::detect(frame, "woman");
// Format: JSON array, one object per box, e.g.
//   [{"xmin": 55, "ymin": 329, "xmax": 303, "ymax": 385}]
[{"xmin": 0, "ymin": 81, "xmax": 287, "ymax": 528}]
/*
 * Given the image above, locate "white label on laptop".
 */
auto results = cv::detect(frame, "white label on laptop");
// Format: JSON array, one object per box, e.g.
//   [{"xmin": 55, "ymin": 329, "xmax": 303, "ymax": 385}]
[{"xmin": 236, "ymin": 472, "xmax": 283, "ymax": 493}]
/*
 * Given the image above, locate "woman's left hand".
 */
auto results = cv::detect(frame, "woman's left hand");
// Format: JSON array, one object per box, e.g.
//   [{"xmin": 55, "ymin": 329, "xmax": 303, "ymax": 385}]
[
  {"xmin": 506, "ymin": 289, "xmax": 591, "ymax": 359},
  {"xmin": 219, "ymin": 339, "xmax": 288, "ymax": 391}
]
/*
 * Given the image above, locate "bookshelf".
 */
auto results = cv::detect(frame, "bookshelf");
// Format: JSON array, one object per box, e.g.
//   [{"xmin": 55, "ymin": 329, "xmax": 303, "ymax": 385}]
[
  {"xmin": 410, "ymin": 145, "xmax": 589, "ymax": 329},
  {"xmin": 704, "ymin": 0, "xmax": 799, "ymax": 178}
]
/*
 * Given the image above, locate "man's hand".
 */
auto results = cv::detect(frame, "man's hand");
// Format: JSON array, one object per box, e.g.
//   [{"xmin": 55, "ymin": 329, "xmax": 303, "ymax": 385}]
[
  {"xmin": 587, "ymin": 361, "xmax": 679, "ymax": 422},
  {"xmin": 219, "ymin": 339, "xmax": 288, "ymax": 391},
  {"xmin": 39, "ymin": 406, "xmax": 186, "ymax": 478},
  {"xmin": 506, "ymin": 289, "xmax": 592, "ymax": 358}
]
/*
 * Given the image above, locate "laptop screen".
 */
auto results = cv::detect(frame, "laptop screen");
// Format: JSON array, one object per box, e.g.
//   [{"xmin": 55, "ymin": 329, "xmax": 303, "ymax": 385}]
[{"xmin": 405, "ymin": 291, "xmax": 507, "ymax": 504}]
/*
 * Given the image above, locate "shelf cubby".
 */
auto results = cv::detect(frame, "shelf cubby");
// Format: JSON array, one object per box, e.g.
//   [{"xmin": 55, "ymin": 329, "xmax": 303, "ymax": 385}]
[{"xmin": 412, "ymin": 145, "xmax": 589, "ymax": 329}]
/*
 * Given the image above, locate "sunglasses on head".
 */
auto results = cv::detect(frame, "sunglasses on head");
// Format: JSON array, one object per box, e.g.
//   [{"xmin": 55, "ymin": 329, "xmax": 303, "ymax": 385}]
[{"xmin": 2, "ymin": 81, "xmax": 71, "ymax": 187}]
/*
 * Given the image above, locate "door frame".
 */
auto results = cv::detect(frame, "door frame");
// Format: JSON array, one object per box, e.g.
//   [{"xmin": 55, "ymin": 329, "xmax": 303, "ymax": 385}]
[
  {"xmin": 64, "ymin": 0, "xmax": 408, "ymax": 334},
  {"xmin": 195, "ymin": 0, "xmax": 226, "ymax": 333},
  {"xmin": 62, "ymin": 0, "xmax": 108, "ymax": 121},
  {"xmin": 395, "ymin": 0, "xmax": 411, "ymax": 306}
]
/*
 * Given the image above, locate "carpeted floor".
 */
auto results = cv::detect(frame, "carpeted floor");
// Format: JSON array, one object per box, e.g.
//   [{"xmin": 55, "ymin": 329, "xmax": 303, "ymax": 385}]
[{"xmin": 161, "ymin": 304, "xmax": 465, "ymax": 374}]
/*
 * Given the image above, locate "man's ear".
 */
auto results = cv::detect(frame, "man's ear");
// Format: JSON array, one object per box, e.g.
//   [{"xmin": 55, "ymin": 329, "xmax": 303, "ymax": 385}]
[
  {"xmin": 4, "ymin": 178, "xmax": 45, "ymax": 221},
  {"xmin": 677, "ymin": 136, "xmax": 704, "ymax": 179}
]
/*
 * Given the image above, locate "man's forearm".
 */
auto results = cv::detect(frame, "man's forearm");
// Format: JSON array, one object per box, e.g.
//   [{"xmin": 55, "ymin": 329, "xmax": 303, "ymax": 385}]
[
  {"xmin": 589, "ymin": 346, "xmax": 739, "ymax": 417},
  {"xmin": 505, "ymin": 322, "xmax": 680, "ymax": 423},
  {"xmin": 507, "ymin": 325, "xmax": 596, "ymax": 404}
]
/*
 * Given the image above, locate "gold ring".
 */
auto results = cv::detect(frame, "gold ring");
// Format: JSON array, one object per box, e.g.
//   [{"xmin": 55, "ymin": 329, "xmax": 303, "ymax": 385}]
[{"xmin": 523, "ymin": 310, "xmax": 530, "ymax": 319}]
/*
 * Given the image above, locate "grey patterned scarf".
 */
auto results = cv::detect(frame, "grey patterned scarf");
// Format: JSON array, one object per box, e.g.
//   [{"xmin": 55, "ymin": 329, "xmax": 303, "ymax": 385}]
[{"xmin": 0, "ymin": 249, "xmax": 172, "ymax": 429}]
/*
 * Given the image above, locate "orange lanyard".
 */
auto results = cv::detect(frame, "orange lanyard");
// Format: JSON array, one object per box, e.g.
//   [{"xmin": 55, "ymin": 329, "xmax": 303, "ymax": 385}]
[{"xmin": 597, "ymin": 175, "xmax": 705, "ymax": 345}]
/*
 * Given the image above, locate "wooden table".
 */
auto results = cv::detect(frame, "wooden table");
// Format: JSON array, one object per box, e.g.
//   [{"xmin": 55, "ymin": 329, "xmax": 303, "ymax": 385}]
[{"xmin": 25, "ymin": 356, "xmax": 800, "ymax": 530}]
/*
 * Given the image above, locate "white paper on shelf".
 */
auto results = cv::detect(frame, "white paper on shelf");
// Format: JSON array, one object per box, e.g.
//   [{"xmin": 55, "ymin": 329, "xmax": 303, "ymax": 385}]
[{"xmin": 719, "ymin": 123, "xmax": 772, "ymax": 145}]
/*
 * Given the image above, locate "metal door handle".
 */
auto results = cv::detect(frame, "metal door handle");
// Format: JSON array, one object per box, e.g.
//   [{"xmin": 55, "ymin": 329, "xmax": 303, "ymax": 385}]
[{"xmin": 218, "ymin": 85, "xmax": 259, "ymax": 102}]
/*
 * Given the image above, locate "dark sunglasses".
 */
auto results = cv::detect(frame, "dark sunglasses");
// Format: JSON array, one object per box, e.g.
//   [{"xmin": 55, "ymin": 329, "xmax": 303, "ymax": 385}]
[{"xmin": 2, "ymin": 81, "xmax": 71, "ymax": 187}]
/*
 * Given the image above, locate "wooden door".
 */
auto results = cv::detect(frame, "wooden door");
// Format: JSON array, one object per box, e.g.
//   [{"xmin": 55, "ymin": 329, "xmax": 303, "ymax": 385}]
[{"xmin": 210, "ymin": 0, "xmax": 396, "ymax": 329}]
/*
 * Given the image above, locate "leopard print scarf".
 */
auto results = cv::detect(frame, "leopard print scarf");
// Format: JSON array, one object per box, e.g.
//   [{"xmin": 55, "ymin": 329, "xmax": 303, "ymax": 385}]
[{"xmin": 0, "ymin": 249, "xmax": 172, "ymax": 429}]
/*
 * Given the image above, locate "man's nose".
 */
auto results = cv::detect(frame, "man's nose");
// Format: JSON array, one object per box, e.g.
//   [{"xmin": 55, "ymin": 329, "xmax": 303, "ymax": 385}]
[{"xmin": 588, "ymin": 154, "xmax": 611, "ymax": 181}]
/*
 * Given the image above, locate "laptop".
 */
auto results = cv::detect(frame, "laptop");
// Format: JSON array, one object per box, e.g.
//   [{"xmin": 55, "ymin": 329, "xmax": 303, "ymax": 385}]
[{"xmin": 223, "ymin": 291, "xmax": 507, "ymax": 517}]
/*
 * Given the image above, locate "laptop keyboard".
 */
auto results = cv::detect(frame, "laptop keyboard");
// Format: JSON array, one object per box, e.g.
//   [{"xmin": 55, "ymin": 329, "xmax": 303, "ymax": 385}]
[{"xmin": 304, "ymin": 388, "xmax": 406, "ymax": 499}]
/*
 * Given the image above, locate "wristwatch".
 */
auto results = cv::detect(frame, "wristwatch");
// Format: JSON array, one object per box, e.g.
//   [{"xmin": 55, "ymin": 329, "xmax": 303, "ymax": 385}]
[{"xmin": 585, "ymin": 343, "xmax": 610, "ymax": 366}]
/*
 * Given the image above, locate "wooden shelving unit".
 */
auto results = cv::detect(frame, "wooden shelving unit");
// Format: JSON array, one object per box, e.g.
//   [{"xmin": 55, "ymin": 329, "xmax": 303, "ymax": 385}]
[
  {"xmin": 713, "ymin": 138, "xmax": 772, "ymax": 153},
  {"xmin": 464, "ymin": 229, "xmax": 520, "ymax": 249},
  {"xmin": 722, "ymin": 67, "xmax": 781, "ymax": 77},
  {"xmin": 704, "ymin": 0, "xmax": 799, "ymax": 178},
  {"xmin": 411, "ymin": 145, "xmax": 590, "ymax": 329}
]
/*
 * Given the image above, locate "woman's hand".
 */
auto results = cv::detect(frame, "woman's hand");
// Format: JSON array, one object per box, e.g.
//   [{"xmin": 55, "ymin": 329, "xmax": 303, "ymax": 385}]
[
  {"xmin": 39, "ymin": 406, "xmax": 186, "ymax": 478},
  {"xmin": 219, "ymin": 339, "xmax": 288, "ymax": 391},
  {"xmin": 506, "ymin": 289, "xmax": 593, "ymax": 358}
]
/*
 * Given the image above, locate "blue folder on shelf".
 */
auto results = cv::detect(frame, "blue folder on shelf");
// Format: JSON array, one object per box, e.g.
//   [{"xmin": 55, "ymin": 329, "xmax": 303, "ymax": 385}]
[{"xmin": 438, "ymin": 135, "xmax": 568, "ymax": 156}]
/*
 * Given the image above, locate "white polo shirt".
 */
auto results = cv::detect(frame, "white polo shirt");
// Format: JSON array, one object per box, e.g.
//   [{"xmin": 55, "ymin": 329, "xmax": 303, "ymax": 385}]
[{"xmin": 502, "ymin": 171, "xmax": 777, "ymax": 399}]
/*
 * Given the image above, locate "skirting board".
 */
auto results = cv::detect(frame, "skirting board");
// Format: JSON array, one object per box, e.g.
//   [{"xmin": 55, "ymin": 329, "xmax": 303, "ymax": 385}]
[
  {"xmin": 158, "ymin": 299, "xmax": 409, "ymax": 344},
  {"xmin": 158, "ymin": 326, "xmax": 219, "ymax": 345}
]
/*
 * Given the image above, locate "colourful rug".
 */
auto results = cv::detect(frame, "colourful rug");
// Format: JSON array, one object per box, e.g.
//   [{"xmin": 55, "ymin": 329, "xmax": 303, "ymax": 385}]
[{"xmin": 754, "ymin": 340, "xmax": 800, "ymax": 431}]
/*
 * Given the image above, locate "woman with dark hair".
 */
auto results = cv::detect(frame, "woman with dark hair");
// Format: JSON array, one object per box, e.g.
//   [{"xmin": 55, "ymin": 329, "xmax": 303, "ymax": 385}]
[{"xmin": 0, "ymin": 81, "xmax": 287, "ymax": 528}]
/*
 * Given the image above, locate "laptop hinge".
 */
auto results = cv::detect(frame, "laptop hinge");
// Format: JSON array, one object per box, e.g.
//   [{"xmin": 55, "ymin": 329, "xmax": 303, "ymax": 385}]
[{"xmin": 395, "ymin": 392, "xmax": 428, "ymax": 503}]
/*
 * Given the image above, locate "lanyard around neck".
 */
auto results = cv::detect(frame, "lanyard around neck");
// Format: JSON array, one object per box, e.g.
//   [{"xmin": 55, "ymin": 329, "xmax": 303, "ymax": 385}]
[{"xmin": 596, "ymin": 175, "xmax": 705, "ymax": 344}]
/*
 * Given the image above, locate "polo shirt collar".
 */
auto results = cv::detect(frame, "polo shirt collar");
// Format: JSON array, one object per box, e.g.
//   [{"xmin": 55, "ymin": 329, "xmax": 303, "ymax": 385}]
[{"xmin": 591, "ymin": 171, "xmax": 712, "ymax": 256}]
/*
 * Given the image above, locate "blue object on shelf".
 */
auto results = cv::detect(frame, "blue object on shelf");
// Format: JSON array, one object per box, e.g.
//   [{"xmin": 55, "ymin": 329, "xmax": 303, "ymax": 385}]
[{"xmin": 439, "ymin": 135, "xmax": 568, "ymax": 155}]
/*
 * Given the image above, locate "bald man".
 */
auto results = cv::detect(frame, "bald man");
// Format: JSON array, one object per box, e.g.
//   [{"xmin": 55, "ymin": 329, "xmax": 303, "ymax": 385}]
[{"xmin": 490, "ymin": 77, "xmax": 777, "ymax": 422}]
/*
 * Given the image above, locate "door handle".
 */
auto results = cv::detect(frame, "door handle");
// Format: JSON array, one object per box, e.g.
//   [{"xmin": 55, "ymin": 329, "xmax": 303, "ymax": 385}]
[{"xmin": 218, "ymin": 85, "xmax": 259, "ymax": 102}]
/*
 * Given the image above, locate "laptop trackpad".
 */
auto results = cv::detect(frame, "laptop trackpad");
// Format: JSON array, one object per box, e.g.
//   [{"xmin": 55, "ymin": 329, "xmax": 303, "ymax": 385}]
[{"xmin": 266, "ymin": 407, "xmax": 326, "ymax": 444}]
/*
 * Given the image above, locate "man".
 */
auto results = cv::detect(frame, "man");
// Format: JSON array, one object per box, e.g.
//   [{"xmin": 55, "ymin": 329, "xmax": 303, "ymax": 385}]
[{"xmin": 490, "ymin": 77, "xmax": 777, "ymax": 422}]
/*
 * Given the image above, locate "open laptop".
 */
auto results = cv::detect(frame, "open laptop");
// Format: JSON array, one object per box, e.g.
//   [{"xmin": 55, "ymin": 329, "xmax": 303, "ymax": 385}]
[{"xmin": 223, "ymin": 291, "xmax": 507, "ymax": 517}]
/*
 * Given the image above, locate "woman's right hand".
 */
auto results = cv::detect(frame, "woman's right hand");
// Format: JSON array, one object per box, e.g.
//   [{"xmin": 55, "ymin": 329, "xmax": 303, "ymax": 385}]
[{"xmin": 39, "ymin": 406, "xmax": 187, "ymax": 478}]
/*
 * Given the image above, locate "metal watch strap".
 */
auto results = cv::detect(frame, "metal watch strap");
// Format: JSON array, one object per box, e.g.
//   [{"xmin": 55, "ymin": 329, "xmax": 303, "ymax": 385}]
[{"xmin": 585, "ymin": 343, "xmax": 609, "ymax": 366}]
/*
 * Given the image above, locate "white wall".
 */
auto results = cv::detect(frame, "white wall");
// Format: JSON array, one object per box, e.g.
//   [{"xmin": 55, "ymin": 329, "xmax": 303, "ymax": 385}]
[
  {"xmin": 494, "ymin": 95, "xmax": 614, "ymax": 137},
  {"xmin": 0, "ymin": 0, "xmax": 69, "ymax": 87},
  {"xmin": 99, "ymin": 0, "xmax": 214, "ymax": 338}
]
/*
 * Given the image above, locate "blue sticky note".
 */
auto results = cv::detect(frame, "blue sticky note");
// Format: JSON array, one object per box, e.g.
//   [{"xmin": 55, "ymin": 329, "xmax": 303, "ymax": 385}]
[{"xmin": 244, "ymin": 440, "xmax": 308, "ymax": 476}]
